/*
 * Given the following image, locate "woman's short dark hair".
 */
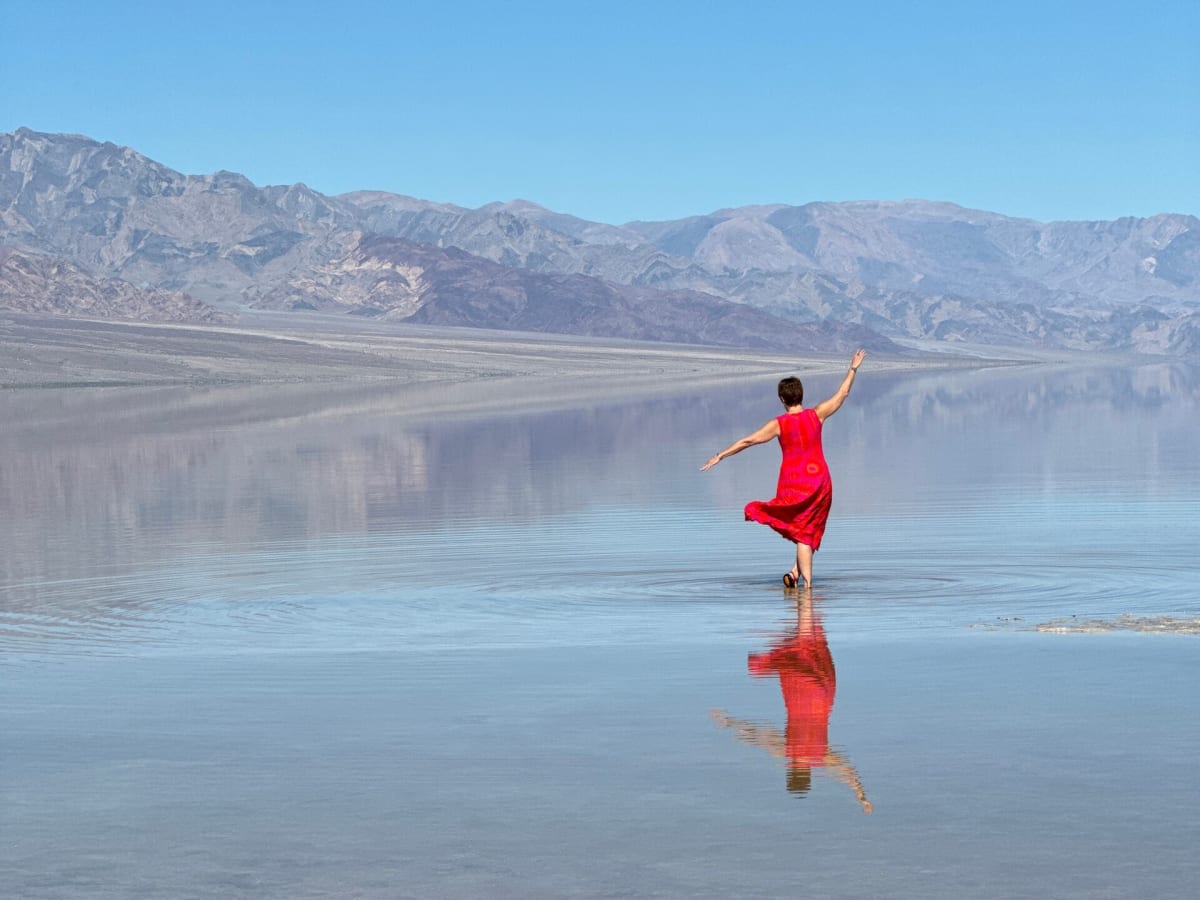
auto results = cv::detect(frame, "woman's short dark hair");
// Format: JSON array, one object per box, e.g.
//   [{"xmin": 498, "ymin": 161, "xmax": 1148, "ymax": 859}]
[
  {"xmin": 778, "ymin": 377, "xmax": 804, "ymax": 407},
  {"xmin": 787, "ymin": 766, "xmax": 813, "ymax": 795}
]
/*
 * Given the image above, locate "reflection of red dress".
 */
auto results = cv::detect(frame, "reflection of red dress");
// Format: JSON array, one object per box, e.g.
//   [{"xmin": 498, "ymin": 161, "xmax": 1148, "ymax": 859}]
[
  {"xmin": 743, "ymin": 409, "xmax": 833, "ymax": 550},
  {"xmin": 747, "ymin": 621, "xmax": 835, "ymax": 765}
]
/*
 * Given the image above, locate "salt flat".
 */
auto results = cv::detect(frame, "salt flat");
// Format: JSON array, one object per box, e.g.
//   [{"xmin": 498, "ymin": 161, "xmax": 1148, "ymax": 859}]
[{"xmin": 1, "ymin": 310, "xmax": 985, "ymax": 392}]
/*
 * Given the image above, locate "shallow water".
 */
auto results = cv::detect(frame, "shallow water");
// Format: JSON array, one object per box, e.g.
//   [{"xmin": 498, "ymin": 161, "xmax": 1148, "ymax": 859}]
[{"xmin": 2, "ymin": 362, "xmax": 1199, "ymax": 898}]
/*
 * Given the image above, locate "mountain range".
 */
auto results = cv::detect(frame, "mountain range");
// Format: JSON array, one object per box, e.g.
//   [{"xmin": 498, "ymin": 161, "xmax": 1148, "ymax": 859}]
[{"xmin": 2, "ymin": 127, "xmax": 1198, "ymax": 356}]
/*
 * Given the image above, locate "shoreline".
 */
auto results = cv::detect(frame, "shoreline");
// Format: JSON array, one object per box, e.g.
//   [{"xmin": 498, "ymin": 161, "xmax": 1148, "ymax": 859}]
[{"xmin": 2, "ymin": 311, "xmax": 1023, "ymax": 393}]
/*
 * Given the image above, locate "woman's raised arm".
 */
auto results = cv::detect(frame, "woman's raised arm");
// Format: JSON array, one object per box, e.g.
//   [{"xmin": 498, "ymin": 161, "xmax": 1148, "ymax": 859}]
[{"xmin": 813, "ymin": 349, "xmax": 867, "ymax": 422}]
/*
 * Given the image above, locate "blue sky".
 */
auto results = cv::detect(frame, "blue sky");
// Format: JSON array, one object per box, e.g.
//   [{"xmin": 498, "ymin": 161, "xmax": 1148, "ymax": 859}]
[{"xmin": 3, "ymin": 0, "xmax": 1196, "ymax": 223}]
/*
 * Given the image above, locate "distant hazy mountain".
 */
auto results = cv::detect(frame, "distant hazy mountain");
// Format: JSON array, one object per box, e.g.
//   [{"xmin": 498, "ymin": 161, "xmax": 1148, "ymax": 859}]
[
  {"xmin": 626, "ymin": 201, "xmax": 1200, "ymax": 307},
  {"xmin": 252, "ymin": 234, "xmax": 889, "ymax": 351},
  {"xmin": 2, "ymin": 127, "xmax": 1197, "ymax": 355},
  {"xmin": 0, "ymin": 128, "xmax": 893, "ymax": 352},
  {"xmin": 338, "ymin": 192, "xmax": 1200, "ymax": 353}
]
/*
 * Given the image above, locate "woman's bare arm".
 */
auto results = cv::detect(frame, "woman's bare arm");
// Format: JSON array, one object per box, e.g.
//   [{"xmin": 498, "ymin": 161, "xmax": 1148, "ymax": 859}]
[
  {"xmin": 700, "ymin": 418, "xmax": 780, "ymax": 471},
  {"xmin": 813, "ymin": 349, "xmax": 867, "ymax": 422},
  {"xmin": 710, "ymin": 709, "xmax": 787, "ymax": 757},
  {"xmin": 825, "ymin": 752, "xmax": 874, "ymax": 813}
]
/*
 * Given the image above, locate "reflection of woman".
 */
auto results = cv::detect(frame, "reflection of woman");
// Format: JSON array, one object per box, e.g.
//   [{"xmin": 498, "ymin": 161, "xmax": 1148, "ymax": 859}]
[
  {"xmin": 711, "ymin": 595, "xmax": 872, "ymax": 812},
  {"xmin": 701, "ymin": 350, "xmax": 866, "ymax": 590}
]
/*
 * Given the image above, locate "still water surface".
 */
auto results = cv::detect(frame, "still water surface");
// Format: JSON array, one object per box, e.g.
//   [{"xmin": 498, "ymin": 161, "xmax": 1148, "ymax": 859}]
[{"xmin": 2, "ymin": 363, "xmax": 1198, "ymax": 898}]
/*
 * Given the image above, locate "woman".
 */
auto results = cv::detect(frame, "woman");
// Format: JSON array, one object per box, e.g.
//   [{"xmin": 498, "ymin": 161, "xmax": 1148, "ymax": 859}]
[{"xmin": 701, "ymin": 349, "xmax": 867, "ymax": 590}]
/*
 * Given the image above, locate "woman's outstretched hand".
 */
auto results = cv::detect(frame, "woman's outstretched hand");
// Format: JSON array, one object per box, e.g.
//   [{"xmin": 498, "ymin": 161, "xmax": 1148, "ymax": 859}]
[
  {"xmin": 851, "ymin": 348, "xmax": 867, "ymax": 370},
  {"xmin": 700, "ymin": 454, "xmax": 721, "ymax": 471}
]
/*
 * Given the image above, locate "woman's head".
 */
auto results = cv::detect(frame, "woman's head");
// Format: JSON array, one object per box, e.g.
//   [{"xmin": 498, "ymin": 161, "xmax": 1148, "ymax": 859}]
[
  {"xmin": 787, "ymin": 765, "xmax": 813, "ymax": 795},
  {"xmin": 778, "ymin": 377, "xmax": 804, "ymax": 408}
]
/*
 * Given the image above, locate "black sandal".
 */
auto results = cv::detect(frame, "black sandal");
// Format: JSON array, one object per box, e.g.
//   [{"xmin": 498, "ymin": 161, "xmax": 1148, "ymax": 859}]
[{"xmin": 782, "ymin": 572, "xmax": 798, "ymax": 589}]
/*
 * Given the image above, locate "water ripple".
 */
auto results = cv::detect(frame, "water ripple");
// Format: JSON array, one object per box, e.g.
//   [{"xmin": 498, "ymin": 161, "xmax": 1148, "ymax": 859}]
[{"xmin": 2, "ymin": 504, "xmax": 1196, "ymax": 658}]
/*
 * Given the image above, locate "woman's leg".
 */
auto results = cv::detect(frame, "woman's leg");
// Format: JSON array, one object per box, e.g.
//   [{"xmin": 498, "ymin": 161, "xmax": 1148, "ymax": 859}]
[{"xmin": 796, "ymin": 542, "xmax": 814, "ymax": 590}]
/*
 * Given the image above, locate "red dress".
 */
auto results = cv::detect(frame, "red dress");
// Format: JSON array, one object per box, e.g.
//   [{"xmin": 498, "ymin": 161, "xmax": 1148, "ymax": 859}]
[
  {"xmin": 747, "ymin": 621, "xmax": 836, "ymax": 765},
  {"xmin": 744, "ymin": 408, "xmax": 833, "ymax": 550}
]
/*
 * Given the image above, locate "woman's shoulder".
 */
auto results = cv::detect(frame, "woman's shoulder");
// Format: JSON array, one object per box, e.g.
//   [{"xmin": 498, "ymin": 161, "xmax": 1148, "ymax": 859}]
[
  {"xmin": 790, "ymin": 408, "xmax": 823, "ymax": 433},
  {"xmin": 785, "ymin": 408, "xmax": 820, "ymax": 423}
]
